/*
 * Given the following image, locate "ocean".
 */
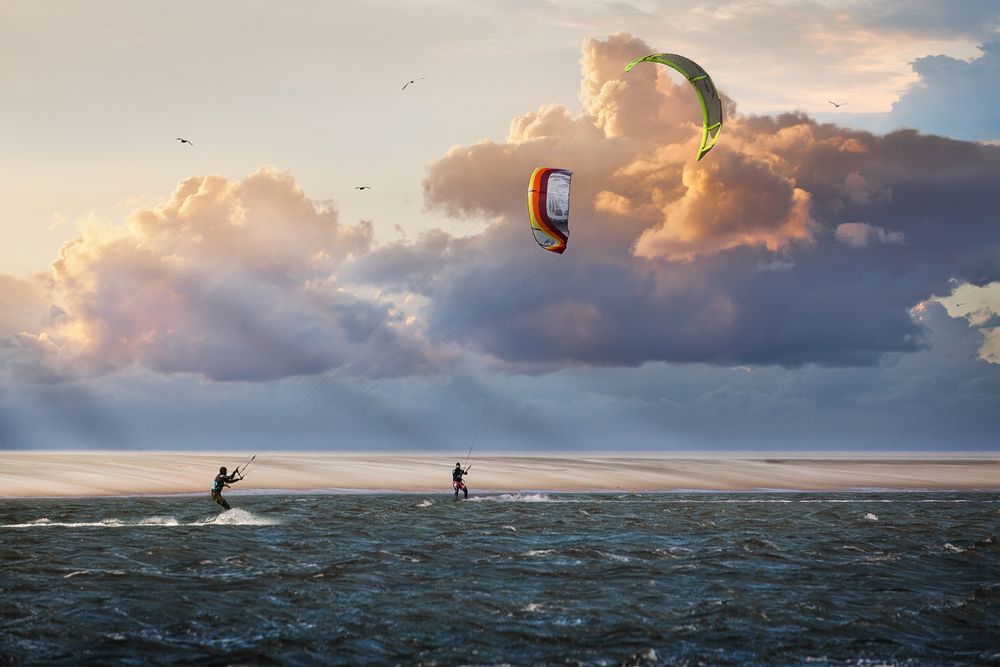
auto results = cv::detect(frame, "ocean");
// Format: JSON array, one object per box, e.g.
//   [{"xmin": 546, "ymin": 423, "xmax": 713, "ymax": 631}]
[{"xmin": 2, "ymin": 492, "xmax": 998, "ymax": 665}]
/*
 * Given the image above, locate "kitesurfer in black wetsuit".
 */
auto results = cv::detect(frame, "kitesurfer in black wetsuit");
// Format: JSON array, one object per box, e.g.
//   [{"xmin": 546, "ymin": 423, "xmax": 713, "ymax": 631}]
[
  {"xmin": 452, "ymin": 463, "xmax": 469, "ymax": 499},
  {"xmin": 211, "ymin": 466, "xmax": 243, "ymax": 510}
]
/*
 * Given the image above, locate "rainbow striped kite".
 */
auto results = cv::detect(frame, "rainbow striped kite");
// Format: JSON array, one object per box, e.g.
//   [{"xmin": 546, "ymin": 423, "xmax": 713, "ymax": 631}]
[{"xmin": 527, "ymin": 167, "xmax": 573, "ymax": 254}]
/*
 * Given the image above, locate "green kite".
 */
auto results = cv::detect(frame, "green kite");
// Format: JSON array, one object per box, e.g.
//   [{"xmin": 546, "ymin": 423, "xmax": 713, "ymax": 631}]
[{"xmin": 625, "ymin": 53, "xmax": 723, "ymax": 161}]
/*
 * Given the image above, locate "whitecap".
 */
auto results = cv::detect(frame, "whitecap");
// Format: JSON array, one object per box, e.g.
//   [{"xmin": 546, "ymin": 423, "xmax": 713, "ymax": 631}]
[
  {"xmin": 4, "ymin": 516, "xmax": 184, "ymax": 529},
  {"xmin": 378, "ymin": 550, "xmax": 421, "ymax": 563},
  {"xmin": 416, "ymin": 500, "xmax": 434, "ymax": 508},
  {"xmin": 142, "ymin": 516, "xmax": 180, "ymax": 526},
  {"xmin": 503, "ymin": 525, "xmax": 517, "ymax": 532},
  {"xmin": 524, "ymin": 549, "xmax": 554, "ymax": 557},
  {"xmin": 943, "ymin": 543, "xmax": 965, "ymax": 553},
  {"xmin": 468, "ymin": 493, "xmax": 552, "ymax": 503},
  {"xmin": 625, "ymin": 648, "xmax": 658, "ymax": 663},
  {"xmin": 193, "ymin": 508, "xmax": 281, "ymax": 526},
  {"xmin": 2, "ymin": 519, "xmax": 122, "ymax": 528},
  {"xmin": 653, "ymin": 547, "xmax": 691, "ymax": 559},
  {"xmin": 600, "ymin": 551, "xmax": 631, "ymax": 563},
  {"xmin": 63, "ymin": 570, "xmax": 90, "ymax": 578},
  {"xmin": 864, "ymin": 513, "xmax": 878, "ymax": 521},
  {"xmin": 862, "ymin": 553, "xmax": 900, "ymax": 563}
]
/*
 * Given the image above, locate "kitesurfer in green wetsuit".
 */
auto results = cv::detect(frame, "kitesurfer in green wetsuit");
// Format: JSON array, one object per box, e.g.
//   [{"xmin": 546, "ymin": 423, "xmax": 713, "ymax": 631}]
[
  {"xmin": 211, "ymin": 466, "xmax": 243, "ymax": 510},
  {"xmin": 452, "ymin": 463, "xmax": 469, "ymax": 499}
]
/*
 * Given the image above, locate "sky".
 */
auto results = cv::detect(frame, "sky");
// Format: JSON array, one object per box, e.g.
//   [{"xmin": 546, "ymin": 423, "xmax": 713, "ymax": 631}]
[{"xmin": 1, "ymin": 0, "xmax": 999, "ymax": 452}]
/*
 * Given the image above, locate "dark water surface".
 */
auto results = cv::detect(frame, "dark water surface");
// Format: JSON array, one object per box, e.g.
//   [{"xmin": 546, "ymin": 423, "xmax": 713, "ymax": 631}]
[{"xmin": 1, "ymin": 492, "xmax": 998, "ymax": 666}]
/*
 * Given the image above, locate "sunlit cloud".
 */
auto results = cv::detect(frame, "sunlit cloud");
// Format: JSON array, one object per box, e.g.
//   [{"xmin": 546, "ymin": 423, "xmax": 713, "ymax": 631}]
[
  {"xmin": 3, "ymin": 168, "xmax": 433, "ymax": 383},
  {"xmin": 4, "ymin": 32, "xmax": 1000, "ymax": 385},
  {"xmin": 936, "ymin": 281, "xmax": 1000, "ymax": 365},
  {"xmin": 404, "ymin": 33, "xmax": 1000, "ymax": 370}
]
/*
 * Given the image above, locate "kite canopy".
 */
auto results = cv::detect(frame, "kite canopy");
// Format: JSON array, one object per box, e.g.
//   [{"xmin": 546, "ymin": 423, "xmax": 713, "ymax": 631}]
[
  {"xmin": 528, "ymin": 168, "xmax": 573, "ymax": 254},
  {"xmin": 625, "ymin": 53, "xmax": 723, "ymax": 161}
]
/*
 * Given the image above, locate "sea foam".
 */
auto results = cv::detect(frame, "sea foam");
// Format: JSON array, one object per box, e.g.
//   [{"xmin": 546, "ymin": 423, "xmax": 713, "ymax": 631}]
[
  {"xmin": 194, "ymin": 508, "xmax": 281, "ymax": 526},
  {"xmin": 1, "ymin": 509, "xmax": 278, "ymax": 528},
  {"xmin": 469, "ymin": 493, "xmax": 553, "ymax": 503}
]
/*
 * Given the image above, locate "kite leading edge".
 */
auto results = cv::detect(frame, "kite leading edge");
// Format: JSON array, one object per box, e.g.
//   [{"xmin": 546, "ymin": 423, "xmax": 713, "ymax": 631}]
[{"xmin": 625, "ymin": 53, "xmax": 723, "ymax": 161}]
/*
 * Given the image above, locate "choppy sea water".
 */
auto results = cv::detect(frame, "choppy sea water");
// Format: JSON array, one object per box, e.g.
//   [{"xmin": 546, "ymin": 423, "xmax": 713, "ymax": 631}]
[{"xmin": 1, "ymin": 492, "xmax": 998, "ymax": 666}]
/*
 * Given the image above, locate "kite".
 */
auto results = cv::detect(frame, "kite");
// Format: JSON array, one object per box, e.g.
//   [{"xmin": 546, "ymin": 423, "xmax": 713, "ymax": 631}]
[
  {"xmin": 624, "ymin": 53, "xmax": 723, "ymax": 161},
  {"xmin": 528, "ymin": 168, "xmax": 573, "ymax": 254}
]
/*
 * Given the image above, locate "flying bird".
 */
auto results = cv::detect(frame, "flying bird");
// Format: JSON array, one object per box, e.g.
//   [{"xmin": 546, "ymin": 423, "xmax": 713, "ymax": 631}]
[
  {"xmin": 828, "ymin": 101, "xmax": 847, "ymax": 108},
  {"xmin": 402, "ymin": 77, "xmax": 426, "ymax": 90},
  {"xmin": 175, "ymin": 137, "xmax": 194, "ymax": 146},
  {"xmin": 355, "ymin": 186, "xmax": 372, "ymax": 190}
]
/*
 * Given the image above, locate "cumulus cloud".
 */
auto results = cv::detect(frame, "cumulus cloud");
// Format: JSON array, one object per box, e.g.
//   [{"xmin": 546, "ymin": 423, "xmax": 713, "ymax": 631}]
[
  {"xmin": 834, "ymin": 222, "xmax": 905, "ymax": 247},
  {"xmin": 888, "ymin": 42, "xmax": 1000, "ymax": 142},
  {"xmin": 837, "ymin": 171, "xmax": 892, "ymax": 208},
  {"xmin": 4, "ymin": 168, "xmax": 431, "ymax": 383},
  {"xmin": 7, "ymin": 34, "xmax": 1000, "ymax": 382},
  {"xmin": 0, "ymin": 274, "xmax": 48, "ymax": 337},
  {"xmin": 632, "ymin": 150, "xmax": 815, "ymax": 261},
  {"xmin": 936, "ymin": 281, "xmax": 1000, "ymax": 365},
  {"xmin": 390, "ymin": 33, "xmax": 1000, "ymax": 370}
]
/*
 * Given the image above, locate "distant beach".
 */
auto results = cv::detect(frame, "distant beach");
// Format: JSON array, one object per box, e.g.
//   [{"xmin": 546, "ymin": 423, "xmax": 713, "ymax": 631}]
[{"xmin": 1, "ymin": 451, "xmax": 998, "ymax": 497}]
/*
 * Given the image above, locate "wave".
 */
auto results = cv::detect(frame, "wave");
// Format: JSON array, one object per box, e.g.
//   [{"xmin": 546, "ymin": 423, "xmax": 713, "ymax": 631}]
[
  {"xmin": 468, "ymin": 493, "xmax": 553, "ymax": 503},
  {"xmin": 2, "ymin": 518, "xmax": 170, "ymax": 528},
  {"xmin": 190, "ymin": 509, "xmax": 281, "ymax": 526},
  {"xmin": 61, "ymin": 569, "xmax": 126, "ymax": 578},
  {"xmin": 1, "ymin": 508, "xmax": 279, "ymax": 528}
]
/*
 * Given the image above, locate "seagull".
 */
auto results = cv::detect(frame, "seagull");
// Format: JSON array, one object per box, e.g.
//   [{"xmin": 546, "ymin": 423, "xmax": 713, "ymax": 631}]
[
  {"xmin": 828, "ymin": 101, "xmax": 847, "ymax": 108},
  {"xmin": 355, "ymin": 186, "xmax": 372, "ymax": 190},
  {"xmin": 402, "ymin": 77, "xmax": 426, "ymax": 90},
  {"xmin": 175, "ymin": 137, "xmax": 194, "ymax": 146}
]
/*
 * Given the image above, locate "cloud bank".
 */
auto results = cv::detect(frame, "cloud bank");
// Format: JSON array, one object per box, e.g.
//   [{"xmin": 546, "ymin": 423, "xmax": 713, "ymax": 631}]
[
  {"xmin": 889, "ymin": 41, "xmax": 1000, "ymax": 142},
  {"xmin": 400, "ymin": 33, "xmax": 1000, "ymax": 370},
  {"xmin": 5, "ymin": 34, "xmax": 999, "ymax": 386},
  {"xmin": 2, "ymin": 168, "xmax": 430, "ymax": 383}
]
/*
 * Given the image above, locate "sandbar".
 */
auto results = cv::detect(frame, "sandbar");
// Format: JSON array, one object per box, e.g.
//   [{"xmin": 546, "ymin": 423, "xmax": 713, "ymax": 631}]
[{"xmin": 1, "ymin": 451, "xmax": 998, "ymax": 497}]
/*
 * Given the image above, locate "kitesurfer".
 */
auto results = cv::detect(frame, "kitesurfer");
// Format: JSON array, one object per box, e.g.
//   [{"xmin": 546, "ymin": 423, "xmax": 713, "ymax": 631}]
[
  {"xmin": 452, "ymin": 462, "xmax": 469, "ymax": 499},
  {"xmin": 211, "ymin": 466, "xmax": 243, "ymax": 510}
]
